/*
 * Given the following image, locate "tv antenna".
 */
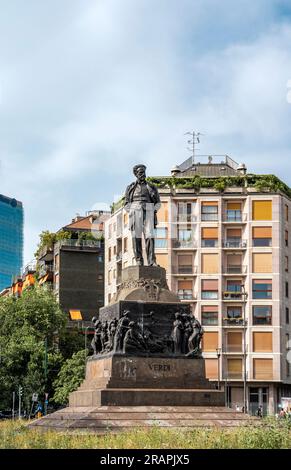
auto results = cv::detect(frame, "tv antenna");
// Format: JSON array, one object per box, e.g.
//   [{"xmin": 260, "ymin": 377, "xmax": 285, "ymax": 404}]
[{"xmin": 184, "ymin": 131, "xmax": 203, "ymax": 164}]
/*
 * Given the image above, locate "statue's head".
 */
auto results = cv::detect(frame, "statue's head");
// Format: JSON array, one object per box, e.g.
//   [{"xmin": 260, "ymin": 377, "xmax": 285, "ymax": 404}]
[
  {"xmin": 133, "ymin": 164, "xmax": 146, "ymax": 182},
  {"xmin": 91, "ymin": 316, "xmax": 97, "ymax": 323}
]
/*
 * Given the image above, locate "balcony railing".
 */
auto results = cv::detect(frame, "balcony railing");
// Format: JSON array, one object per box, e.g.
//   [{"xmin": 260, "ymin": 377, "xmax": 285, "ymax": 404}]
[
  {"xmin": 223, "ymin": 212, "xmax": 247, "ymax": 222},
  {"xmin": 38, "ymin": 265, "xmax": 54, "ymax": 278},
  {"xmin": 224, "ymin": 345, "xmax": 243, "ymax": 353},
  {"xmin": 223, "ymin": 240, "xmax": 247, "ymax": 248},
  {"xmin": 178, "ymin": 292, "xmax": 197, "ymax": 300},
  {"xmin": 223, "ymin": 291, "xmax": 243, "ymax": 300},
  {"xmin": 224, "ymin": 265, "xmax": 247, "ymax": 274},
  {"xmin": 57, "ymin": 239, "xmax": 101, "ymax": 249},
  {"xmin": 177, "ymin": 215, "xmax": 197, "ymax": 223},
  {"xmin": 116, "ymin": 252, "xmax": 122, "ymax": 262},
  {"xmin": 223, "ymin": 317, "xmax": 246, "ymax": 326},
  {"xmin": 201, "ymin": 214, "xmax": 218, "ymax": 221},
  {"xmin": 173, "ymin": 239, "xmax": 197, "ymax": 249},
  {"xmin": 226, "ymin": 372, "xmax": 243, "ymax": 379},
  {"xmin": 172, "ymin": 266, "xmax": 198, "ymax": 275}
]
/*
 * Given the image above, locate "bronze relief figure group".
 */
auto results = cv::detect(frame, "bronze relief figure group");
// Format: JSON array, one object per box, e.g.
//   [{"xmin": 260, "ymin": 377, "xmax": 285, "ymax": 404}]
[{"xmin": 91, "ymin": 309, "xmax": 203, "ymax": 358}]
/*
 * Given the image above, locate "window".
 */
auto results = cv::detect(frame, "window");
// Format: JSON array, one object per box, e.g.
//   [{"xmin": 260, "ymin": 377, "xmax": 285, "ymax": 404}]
[
  {"xmin": 113, "ymin": 245, "xmax": 116, "ymax": 255},
  {"xmin": 286, "ymin": 281, "xmax": 289, "ymax": 298},
  {"xmin": 201, "ymin": 253, "xmax": 219, "ymax": 274},
  {"xmin": 253, "ymin": 306, "xmax": 272, "ymax": 325},
  {"xmin": 225, "ymin": 228, "xmax": 242, "ymax": 248},
  {"xmin": 108, "ymin": 247, "xmax": 111, "ymax": 262},
  {"xmin": 286, "ymin": 307, "xmax": 289, "ymax": 325},
  {"xmin": 226, "ymin": 306, "xmax": 242, "ymax": 320},
  {"xmin": 157, "ymin": 202, "xmax": 169, "ymax": 224},
  {"xmin": 201, "ymin": 279, "xmax": 218, "ymax": 299},
  {"xmin": 226, "ymin": 254, "xmax": 242, "ymax": 273},
  {"xmin": 108, "ymin": 224, "xmax": 112, "ymax": 238},
  {"xmin": 178, "ymin": 280, "xmax": 193, "ymax": 300},
  {"xmin": 113, "ymin": 269, "xmax": 116, "ymax": 279},
  {"xmin": 177, "ymin": 202, "xmax": 193, "ymax": 223},
  {"xmin": 155, "ymin": 227, "xmax": 168, "ymax": 248},
  {"xmin": 252, "ymin": 200, "xmax": 272, "ymax": 220},
  {"xmin": 108, "ymin": 293, "xmax": 111, "ymax": 303},
  {"xmin": 202, "ymin": 332, "xmax": 218, "ymax": 352},
  {"xmin": 201, "ymin": 227, "xmax": 218, "ymax": 247},
  {"xmin": 286, "ymin": 256, "xmax": 289, "ymax": 273},
  {"xmin": 205, "ymin": 359, "xmax": 218, "ymax": 379},
  {"xmin": 252, "ymin": 227, "xmax": 272, "ymax": 247},
  {"xmin": 156, "ymin": 253, "xmax": 168, "ymax": 270},
  {"xmin": 253, "ymin": 332, "xmax": 273, "ymax": 352},
  {"xmin": 98, "ymin": 255, "xmax": 103, "ymax": 262},
  {"xmin": 252, "ymin": 253, "xmax": 272, "ymax": 273},
  {"xmin": 252, "ymin": 280, "xmax": 272, "ymax": 299},
  {"xmin": 201, "ymin": 202, "xmax": 218, "ymax": 221},
  {"xmin": 226, "ymin": 280, "xmax": 242, "ymax": 292},
  {"xmin": 123, "ymin": 212, "xmax": 128, "ymax": 226},
  {"xmin": 201, "ymin": 305, "xmax": 218, "ymax": 326},
  {"xmin": 123, "ymin": 237, "xmax": 128, "ymax": 252},
  {"xmin": 177, "ymin": 255, "xmax": 192, "ymax": 274},
  {"xmin": 285, "ymin": 230, "xmax": 289, "ymax": 247},
  {"xmin": 227, "ymin": 359, "xmax": 242, "ymax": 379},
  {"xmin": 98, "ymin": 274, "xmax": 103, "ymax": 281},
  {"xmin": 226, "ymin": 332, "xmax": 242, "ymax": 352},
  {"xmin": 253, "ymin": 359, "xmax": 273, "ymax": 380},
  {"xmin": 285, "ymin": 204, "xmax": 289, "ymax": 222},
  {"xmin": 226, "ymin": 202, "xmax": 242, "ymax": 222},
  {"xmin": 178, "ymin": 229, "xmax": 192, "ymax": 241},
  {"xmin": 108, "ymin": 270, "xmax": 112, "ymax": 285}
]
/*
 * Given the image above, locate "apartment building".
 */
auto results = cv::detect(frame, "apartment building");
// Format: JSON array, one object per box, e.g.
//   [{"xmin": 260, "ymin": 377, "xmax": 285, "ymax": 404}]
[{"xmin": 105, "ymin": 155, "xmax": 291, "ymax": 415}]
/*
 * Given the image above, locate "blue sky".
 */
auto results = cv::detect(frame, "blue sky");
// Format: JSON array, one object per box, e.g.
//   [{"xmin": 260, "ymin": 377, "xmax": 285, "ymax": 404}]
[{"xmin": 0, "ymin": 0, "xmax": 291, "ymax": 264}]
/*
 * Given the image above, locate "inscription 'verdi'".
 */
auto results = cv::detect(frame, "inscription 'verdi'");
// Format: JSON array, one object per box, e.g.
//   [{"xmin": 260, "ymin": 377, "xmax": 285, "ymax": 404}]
[{"xmin": 149, "ymin": 363, "xmax": 171, "ymax": 372}]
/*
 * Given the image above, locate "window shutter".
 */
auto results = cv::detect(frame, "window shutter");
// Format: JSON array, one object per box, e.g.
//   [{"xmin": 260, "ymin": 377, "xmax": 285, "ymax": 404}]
[
  {"xmin": 253, "ymin": 227, "xmax": 272, "ymax": 238},
  {"xmin": 253, "ymin": 332, "xmax": 273, "ymax": 352},
  {"xmin": 253, "ymin": 359, "xmax": 273, "ymax": 379},
  {"xmin": 253, "ymin": 253, "xmax": 272, "ymax": 273},
  {"xmin": 253, "ymin": 201, "xmax": 272, "ymax": 220},
  {"xmin": 205, "ymin": 359, "xmax": 218, "ymax": 379},
  {"xmin": 202, "ymin": 332, "xmax": 218, "ymax": 351},
  {"xmin": 202, "ymin": 227, "xmax": 218, "ymax": 239},
  {"xmin": 202, "ymin": 254, "xmax": 219, "ymax": 273}
]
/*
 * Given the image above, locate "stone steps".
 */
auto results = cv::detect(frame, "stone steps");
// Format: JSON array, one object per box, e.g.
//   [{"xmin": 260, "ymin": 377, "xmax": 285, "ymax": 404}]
[{"xmin": 30, "ymin": 406, "xmax": 259, "ymax": 431}]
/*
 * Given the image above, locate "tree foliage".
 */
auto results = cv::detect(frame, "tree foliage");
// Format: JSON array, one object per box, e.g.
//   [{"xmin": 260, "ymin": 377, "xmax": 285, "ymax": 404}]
[
  {"xmin": 0, "ymin": 286, "xmax": 84, "ymax": 411},
  {"xmin": 53, "ymin": 350, "xmax": 87, "ymax": 405}
]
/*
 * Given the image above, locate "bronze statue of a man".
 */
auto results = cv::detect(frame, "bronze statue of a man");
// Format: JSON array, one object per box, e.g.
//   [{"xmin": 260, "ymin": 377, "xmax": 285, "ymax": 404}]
[{"xmin": 124, "ymin": 164, "xmax": 161, "ymax": 266}]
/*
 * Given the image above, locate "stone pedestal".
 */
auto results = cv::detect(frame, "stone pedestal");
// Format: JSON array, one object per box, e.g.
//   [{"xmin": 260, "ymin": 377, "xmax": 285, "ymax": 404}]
[{"xmin": 69, "ymin": 355, "xmax": 223, "ymax": 408}]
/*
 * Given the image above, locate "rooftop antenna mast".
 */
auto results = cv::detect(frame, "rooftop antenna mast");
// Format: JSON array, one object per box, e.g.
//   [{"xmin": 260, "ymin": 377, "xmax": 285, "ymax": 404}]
[{"xmin": 185, "ymin": 131, "xmax": 203, "ymax": 165}]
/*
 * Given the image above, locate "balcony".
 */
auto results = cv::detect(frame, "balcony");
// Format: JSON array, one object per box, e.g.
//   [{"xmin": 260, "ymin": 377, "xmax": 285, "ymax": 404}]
[
  {"xmin": 226, "ymin": 371, "xmax": 243, "ymax": 379},
  {"xmin": 116, "ymin": 252, "xmax": 122, "ymax": 262},
  {"xmin": 172, "ymin": 266, "xmax": 198, "ymax": 275},
  {"xmin": 224, "ymin": 345, "xmax": 243, "ymax": 353},
  {"xmin": 223, "ymin": 317, "xmax": 246, "ymax": 326},
  {"xmin": 201, "ymin": 214, "xmax": 218, "ymax": 222},
  {"xmin": 223, "ymin": 291, "xmax": 243, "ymax": 300},
  {"xmin": 223, "ymin": 212, "xmax": 247, "ymax": 223},
  {"xmin": 201, "ymin": 240, "xmax": 218, "ymax": 248},
  {"xmin": 178, "ymin": 292, "xmax": 197, "ymax": 301},
  {"xmin": 38, "ymin": 264, "xmax": 54, "ymax": 278},
  {"xmin": 57, "ymin": 239, "xmax": 101, "ymax": 250},
  {"xmin": 173, "ymin": 239, "xmax": 197, "ymax": 249},
  {"xmin": 224, "ymin": 265, "xmax": 247, "ymax": 274},
  {"xmin": 223, "ymin": 240, "xmax": 247, "ymax": 249},
  {"xmin": 177, "ymin": 214, "xmax": 197, "ymax": 223}
]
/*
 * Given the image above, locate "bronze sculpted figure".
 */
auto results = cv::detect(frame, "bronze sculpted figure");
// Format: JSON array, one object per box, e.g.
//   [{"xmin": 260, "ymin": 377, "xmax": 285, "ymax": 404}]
[
  {"xmin": 187, "ymin": 317, "xmax": 204, "ymax": 357},
  {"xmin": 124, "ymin": 164, "xmax": 161, "ymax": 266}
]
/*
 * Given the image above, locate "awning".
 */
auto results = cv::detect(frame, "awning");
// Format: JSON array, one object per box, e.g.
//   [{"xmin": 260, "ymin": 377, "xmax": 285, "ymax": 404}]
[{"xmin": 69, "ymin": 310, "xmax": 83, "ymax": 320}]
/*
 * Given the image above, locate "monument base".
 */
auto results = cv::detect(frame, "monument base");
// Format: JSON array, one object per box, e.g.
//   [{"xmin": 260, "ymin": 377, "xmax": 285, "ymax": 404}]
[{"xmin": 69, "ymin": 355, "xmax": 223, "ymax": 407}]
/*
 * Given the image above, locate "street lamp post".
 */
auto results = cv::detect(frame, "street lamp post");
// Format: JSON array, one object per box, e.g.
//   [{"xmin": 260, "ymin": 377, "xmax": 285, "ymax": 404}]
[
  {"xmin": 216, "ymin": 347, "xmax": 221, "ymax": 390},
  {"xmin": 241, "ymin": 284, "xmax": 248, "ymax": 414},
  {"xmin": 84, "ymin": 326, "xmax": 91, "ymax": 375}
]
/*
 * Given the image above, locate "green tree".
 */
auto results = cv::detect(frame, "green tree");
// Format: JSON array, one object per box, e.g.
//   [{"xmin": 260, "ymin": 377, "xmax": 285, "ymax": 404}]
[
  {"xmin": 0, "ymin": 286, "xmax": 83, "ymax": 411},
  {"xmin": 53, "ymin": 350, "xmax": 87, "ymax": 405}
]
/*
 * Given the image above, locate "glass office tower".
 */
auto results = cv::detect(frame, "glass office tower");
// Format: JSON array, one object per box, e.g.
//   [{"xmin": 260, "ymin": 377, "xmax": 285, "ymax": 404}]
[{"xmin": 0, "ymin": 194, "xmax": 23, "ymax": 291}]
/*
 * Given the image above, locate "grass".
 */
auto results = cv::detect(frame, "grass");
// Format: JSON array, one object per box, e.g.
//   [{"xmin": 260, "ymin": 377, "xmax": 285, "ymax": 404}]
[{"xmin": 0, "ymin": 418, "xmax": 291, "ymax": 449}]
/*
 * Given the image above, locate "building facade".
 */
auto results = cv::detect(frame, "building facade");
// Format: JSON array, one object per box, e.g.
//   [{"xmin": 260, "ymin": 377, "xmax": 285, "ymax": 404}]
[
  {"xmin": 0, "ymin": 194, "xmax": 23, "ymax": 292},
  {"xmin": 37, "ymin": 210, "xmax": 110, "ymax": 321},
  {"xmin": 104, "ymin": 156, "xmax": 291, "ymax": 415}
]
